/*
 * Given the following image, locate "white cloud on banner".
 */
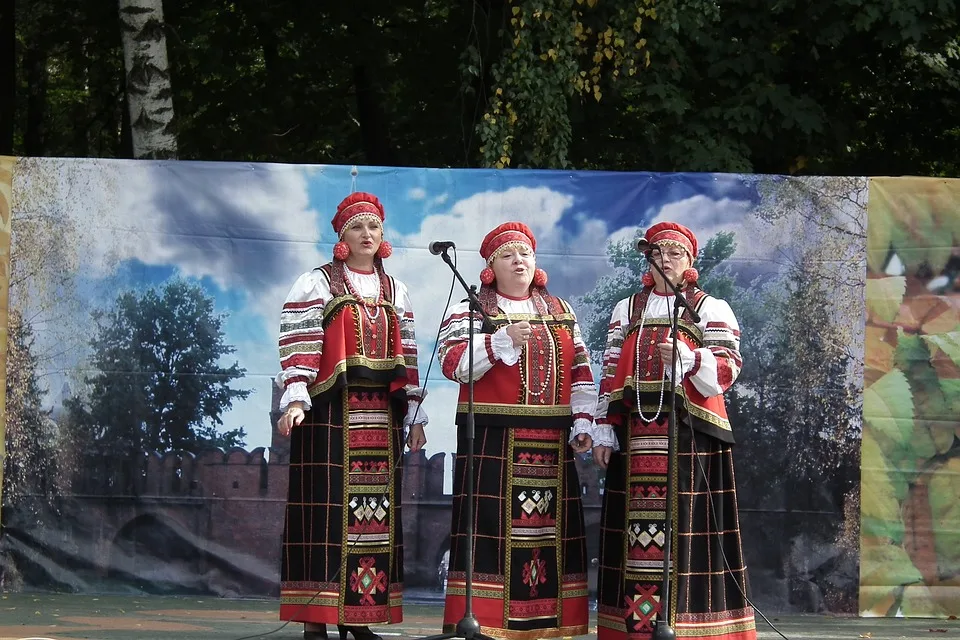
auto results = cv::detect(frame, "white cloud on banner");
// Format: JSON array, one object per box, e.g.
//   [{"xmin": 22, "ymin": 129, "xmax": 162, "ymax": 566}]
[
  {"xmin": 16, "ymin": 165, "xmax": 761, "ymax": 455},
  {"xmin": 389, "ymin": 186, "xmax": 613, "ymax": 351},
  {"xmin": 16, "ymin": 160, "xmax": 326, "ymax": 327},
  {"xmin": 372, "ymin": 185, "xmax": 619, "ymax": 463},
  {"xmin": 14, "ymin": 160, "xmax": 327, "ymax": 451},
  {"xmin": 127, "ymin": 163, "xmax": 325, "ymax": 312},
  {"xmin": 607, "ymin": 195, "xmax": 758, "ymax": 259},
  {"xmin": 21, "ymin": 162, "xmax": 322, "ymax": 286}
]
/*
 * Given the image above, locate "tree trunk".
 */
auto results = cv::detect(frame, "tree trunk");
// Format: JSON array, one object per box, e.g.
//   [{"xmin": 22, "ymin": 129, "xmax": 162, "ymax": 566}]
[
  {"xmin": 246, "ymin": 6, "xmax": 281, "ymax": 158},
  {"xmin": 119, "ymin": 88, "xmax": 133, "ymax": 158},
  {"xmin": 0, "ymin": 0, "xmax": 14, "ymax": 155},
  {"xmin": 118, "ymin": 0, "xmax": 177, "ymax": 159},
  {"xmin": 352, "ymin": 61, "xmax": 397, "ymax": 166},
  {"xmin": 345, "ymin": 16, "xmax": 396, "ymax": 166},
  {"xmin": 23, "ymin": 44, "xmax": 46, "ymax": 157}
]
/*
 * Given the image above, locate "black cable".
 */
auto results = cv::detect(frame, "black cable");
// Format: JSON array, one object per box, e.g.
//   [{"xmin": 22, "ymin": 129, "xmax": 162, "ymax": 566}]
[
  {"xmin": 684, "ymin": 392, "xmax": 792, "ymax": 640},
  {"xmin": 231, "ymin": 254, "xmax": 460, "ymax": 640}
]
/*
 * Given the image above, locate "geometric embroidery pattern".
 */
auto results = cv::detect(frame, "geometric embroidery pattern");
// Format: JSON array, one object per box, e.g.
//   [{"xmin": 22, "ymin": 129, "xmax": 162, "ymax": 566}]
[
  {"xmin": 521, "ymin": 548, "xmax": 548, "ymax": 597},
  {"xmin": 624, "ymin": 584, "xmax": 660, "ymax": 633},
  {"xmin": 629, "ymin": 523, "xmax": 664, "ymax": 549},
  {"xmin": 350, "ymin": 557, "xmax": 388, "ymax": 606},
  {"xmin": 350, "ymin": 496, "xmax": 390, "ymax": 524},
  {"xmin": 518, "ymin": 489, "xmax": 554, "ymax": 516}
]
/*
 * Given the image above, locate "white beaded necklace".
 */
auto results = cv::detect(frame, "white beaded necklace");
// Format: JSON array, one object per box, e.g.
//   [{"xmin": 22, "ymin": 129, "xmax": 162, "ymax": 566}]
[
  {"xmin": 634, "ymin": 295, "xmax": 668, "ymax": 422},
  {"xmin": 503, "ymin": 294, "xmax": 552, "ymax": 399}
]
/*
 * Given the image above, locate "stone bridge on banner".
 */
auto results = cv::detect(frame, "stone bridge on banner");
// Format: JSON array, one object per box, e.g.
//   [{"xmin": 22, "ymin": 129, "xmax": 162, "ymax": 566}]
[{"xmin": 52, "ymin": 418, "xmax": 603, "ymax": 598}]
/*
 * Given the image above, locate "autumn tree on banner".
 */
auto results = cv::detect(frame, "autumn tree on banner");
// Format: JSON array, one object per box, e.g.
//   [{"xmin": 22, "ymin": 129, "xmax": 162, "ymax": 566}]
[{"xmin": 2, "ymin": 311, "xmax": 65, "ymax": 515}]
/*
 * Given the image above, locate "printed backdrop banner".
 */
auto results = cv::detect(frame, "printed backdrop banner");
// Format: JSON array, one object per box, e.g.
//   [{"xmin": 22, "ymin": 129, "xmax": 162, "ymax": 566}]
[
  {"xmin": 860, "ymin": 177, "xmax": 960, "ymax": 617},
  {"xmin": 0, "ymin": 157, "xmax": 950, "ymax": 619}
]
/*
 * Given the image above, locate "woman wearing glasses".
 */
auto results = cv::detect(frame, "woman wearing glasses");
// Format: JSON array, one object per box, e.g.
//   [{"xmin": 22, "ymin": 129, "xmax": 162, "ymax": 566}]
[{"xmin": 574, "ymin": 222, "xmax": 757, "ymax": 640}]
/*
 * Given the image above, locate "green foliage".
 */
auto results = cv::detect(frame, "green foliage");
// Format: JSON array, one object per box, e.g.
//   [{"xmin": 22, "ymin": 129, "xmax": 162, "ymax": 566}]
[
  {"xmin": 64, "ymin": 278, "xmax": 249, "ymax": 456},
  {"xmin": 4, "ymin": 0, "xmax": 958, "ymax": 175},
  {"xmin": 927, "ymin": 457, "xmax": 960, "ymax": 574},
  {"xmin": 12, "ymin": 0, "xmax": 126, "ymax": 157},
  {"xmin": 476, "ymin": 0, "xmax": 663, "ymax": 168},
  {"xmin": 868, "ymin": 180, "xmax": 960, "ymax": 274},
  {"xmin": 860, "ymin": 428, "xmax": 905, "ymax": 541},
  {"xmin": 860, "ymin": 178, "xmax": 960, "ymax": 617},
  {"xmin": 865, "ymin": 369, "xmax": 922, "ymax": 462},
  {"xmin": 568, "ymin": 0, "xmax": 960, "ymax": 175}
]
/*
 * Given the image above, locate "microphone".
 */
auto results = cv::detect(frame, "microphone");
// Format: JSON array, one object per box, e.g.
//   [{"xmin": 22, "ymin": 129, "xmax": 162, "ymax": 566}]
[
  {"xmin": 429, "ymin": 240, "xmax": 456, "ymax": 255},
  {"xmin": 635, "ymin": 238, "xmax": 657, "ymax": 254}
]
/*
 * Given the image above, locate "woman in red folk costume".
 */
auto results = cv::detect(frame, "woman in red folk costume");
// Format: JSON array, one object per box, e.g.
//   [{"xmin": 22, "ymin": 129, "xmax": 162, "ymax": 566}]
[
  {"xmin": 574, "ymin": 222, "xmax": 757, "ymax": 640},
  {"xmin": 275, "ymin": 192, "xmax": 428, "ymax": 640},
  {"xmin": 437, "ymin": 222, "xmax": 596, "ymax": 640}
]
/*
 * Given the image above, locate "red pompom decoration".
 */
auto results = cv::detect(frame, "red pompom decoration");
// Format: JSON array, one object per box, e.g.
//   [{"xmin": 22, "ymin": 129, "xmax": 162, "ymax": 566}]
[
  {"xmin": 682, "ymin": 268, "xmax": 699, "ymax": 284},
  {"xmin": 377, "ymin": 240, "xmax": 393, "ymax": 259},
  {"xmin": 333, "ymin": 241, "xmax": 351, "ymax": 261},
  {"xmin": 533, "ymin": 268, "xmax": 548, "ymax": 287},
  {"xmin": 642, "ymin": 272, "xmax": 655, "ymax": 288},
  {"xmin": 480, "ymin": 267, "xmax": 495, "ymax": 285}
]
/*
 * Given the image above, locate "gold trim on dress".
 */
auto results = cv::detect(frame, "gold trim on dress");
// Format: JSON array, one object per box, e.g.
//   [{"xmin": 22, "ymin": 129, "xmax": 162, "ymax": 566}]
[
  {"xmin": 456, "ymin": 402, "xmax": 572, "ymax": 417},
  {"xmin": 609, "ymin": 381, "xmax": 732, "ymax": 432},
  {"xmin": 471, "ymin": 623, "xmax": 590, "ymax": 640},
  {"xmin": 324, "ymin": 294, "xmax": 397, "ymax": 321},
  {"xmin": 625, "ymin": 316, "xmax": 703, "ymax": 345},
  {"xmin": 490, "ymin": 312, "xmax": 576, "ymax": 323},
  {"xmin": 308, "ymin": 355, "xmax": 407, "ymax": 398}
]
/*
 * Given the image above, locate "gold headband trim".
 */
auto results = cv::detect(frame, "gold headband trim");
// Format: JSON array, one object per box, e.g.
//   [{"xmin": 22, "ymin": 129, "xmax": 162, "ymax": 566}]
[
  {"xmin": 487, "ymin": 240, "xmax": 534, "ymax": 264},
  {"xmin": 653, "ymin": 239, "xmax": 692, "ymax": 259},
  {"xmin": 338, "ymin": 213, "xmax": 383, "ymax": 239}
]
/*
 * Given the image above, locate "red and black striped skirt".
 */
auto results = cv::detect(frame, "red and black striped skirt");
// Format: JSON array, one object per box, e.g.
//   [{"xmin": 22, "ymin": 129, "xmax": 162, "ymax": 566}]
[{"xmin": 280, "ymin": 383, "xmax": 404, "ymax": 625}]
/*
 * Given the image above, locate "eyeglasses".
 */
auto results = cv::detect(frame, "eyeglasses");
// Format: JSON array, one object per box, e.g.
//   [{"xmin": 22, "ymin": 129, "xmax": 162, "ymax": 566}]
[{"xmin": 650, "ymin": 249, "xmax": 687, "ymax": 262}]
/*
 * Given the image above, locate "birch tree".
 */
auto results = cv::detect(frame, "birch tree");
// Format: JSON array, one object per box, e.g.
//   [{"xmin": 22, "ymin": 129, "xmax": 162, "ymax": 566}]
[{"xmin": 118, "ymin": 0, "xmax": 177, "ymax": 159}]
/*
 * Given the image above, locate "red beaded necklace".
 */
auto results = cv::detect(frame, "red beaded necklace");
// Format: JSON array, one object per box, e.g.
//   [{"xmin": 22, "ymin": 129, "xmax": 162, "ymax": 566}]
[
  {"xmin": 342, "ymin": 266, "xmax": 384, "ymax": 321},
  {"xmin": 502, "ymin": 291, "xmax": 552, "ymax": 399}
]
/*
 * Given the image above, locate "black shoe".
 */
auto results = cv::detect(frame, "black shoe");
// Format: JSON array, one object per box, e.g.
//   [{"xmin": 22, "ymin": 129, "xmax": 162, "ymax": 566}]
[
  {"xmin": 304, "ymin": 624, "xmax": 329, "ymax": 640},
  {"xmin": 337, "ymin": 625, "xmax": 383, "ymax": 640}
]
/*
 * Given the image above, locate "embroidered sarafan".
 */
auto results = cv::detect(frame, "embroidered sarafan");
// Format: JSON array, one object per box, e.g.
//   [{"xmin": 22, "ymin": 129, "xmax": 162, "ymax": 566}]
[
  {"xmin": 437, "ymin": 289, "xmax": 595, "ymax": 640},
  {"xmin": 278, "ymin": 262, "xmax": 424, "ymax": 626}
]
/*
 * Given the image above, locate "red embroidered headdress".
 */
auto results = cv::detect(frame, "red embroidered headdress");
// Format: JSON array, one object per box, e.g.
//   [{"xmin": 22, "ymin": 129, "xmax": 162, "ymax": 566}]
[
  {"xmin": 331, "ymin": 191, "xmax": 392, "ymax": 260},
  {"xmin": 478, "ymin": 221, "xmax": 547, "ymax": 287},
  {"xmin": 642, "ymin": 221, "xmax": 699, "ymax": 287}
]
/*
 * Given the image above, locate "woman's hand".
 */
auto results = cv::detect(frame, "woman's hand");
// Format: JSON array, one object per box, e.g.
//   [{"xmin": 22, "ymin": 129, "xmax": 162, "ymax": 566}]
[
  {"xmin": 593, "ymin": 445, "xmax": 613, "ymax": 469},
  {"xmin": 277, "ymin": 401, "xmax": 306, "ymax": 436},
  {"xmin": 657, "ymin": 328, "xmax": 677, "ymax": 366},
  {"xmin": 505, "ymin": 321, "xmax": 533, "ymax": 347},
  {"xmin": 407, "ymin": 423, "xmax": 427, "ymax": 452},
  {"xmin": 571, "ymin": 433, "xmax": 593, "ymax": 454}
]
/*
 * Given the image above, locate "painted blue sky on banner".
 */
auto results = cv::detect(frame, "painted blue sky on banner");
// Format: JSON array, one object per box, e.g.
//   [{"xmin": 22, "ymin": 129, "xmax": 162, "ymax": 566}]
[{"xmin": 15, "ymin": 159, "xmax": 778, "ymax": 482}]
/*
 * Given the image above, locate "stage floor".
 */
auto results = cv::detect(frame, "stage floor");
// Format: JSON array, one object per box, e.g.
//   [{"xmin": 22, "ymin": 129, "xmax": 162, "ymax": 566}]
[{"xmin": 1, "ymin": 593, "xmax": 956, "ymax": 640}]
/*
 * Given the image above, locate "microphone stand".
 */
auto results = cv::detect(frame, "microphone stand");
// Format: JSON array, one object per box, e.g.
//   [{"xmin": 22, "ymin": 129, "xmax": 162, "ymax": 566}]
[
  {"xmin": 418, "ymin": 247, "xmax": 495, "ymax": 640},
  {"xmin": 645, "ymin": 247, "xmax": 700, "ymax": 640}
]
